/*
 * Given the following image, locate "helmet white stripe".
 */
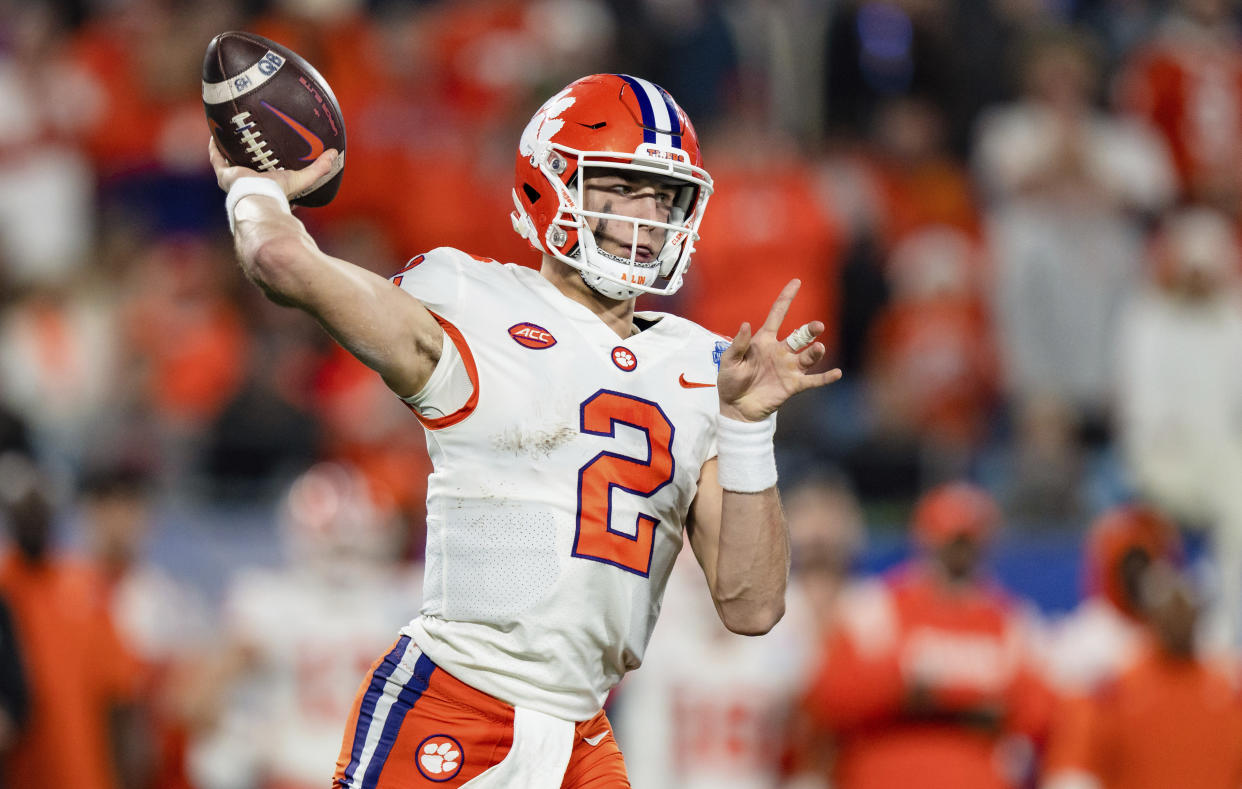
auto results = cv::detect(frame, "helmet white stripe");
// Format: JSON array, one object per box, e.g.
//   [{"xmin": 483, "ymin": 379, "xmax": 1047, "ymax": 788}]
[{"xmin": 629, "ymin": 77, "xmax": 675, "ymax": 149}]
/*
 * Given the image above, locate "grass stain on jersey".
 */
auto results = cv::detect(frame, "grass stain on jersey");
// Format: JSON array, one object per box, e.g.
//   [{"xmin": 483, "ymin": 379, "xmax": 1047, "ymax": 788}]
[{"xmin": 492, "ymin": 423, "xmax": 578, "ymax": 458}]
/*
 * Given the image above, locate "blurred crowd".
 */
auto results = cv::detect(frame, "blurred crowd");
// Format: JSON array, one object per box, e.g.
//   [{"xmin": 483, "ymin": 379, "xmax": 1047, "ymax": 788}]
[{"xmin": 3, "ymin": 0, "xmax": 1242, "ymax": 786}]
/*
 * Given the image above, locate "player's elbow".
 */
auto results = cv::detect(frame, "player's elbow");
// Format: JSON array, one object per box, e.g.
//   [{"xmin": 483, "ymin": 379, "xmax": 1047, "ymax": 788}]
[
  {"xmin": 718, "ymin": 598, "xmax": 785, "ymax": 636},
  {"xmin": 247, "ymin": 234, "xmax": 312, "ymax": 304}
]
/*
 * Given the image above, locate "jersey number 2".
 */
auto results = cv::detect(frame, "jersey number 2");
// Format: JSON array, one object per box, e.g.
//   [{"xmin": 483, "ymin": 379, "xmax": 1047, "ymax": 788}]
[{"xmin": 573, "ymin": 390, "xmax": 674, "ymax": 577}]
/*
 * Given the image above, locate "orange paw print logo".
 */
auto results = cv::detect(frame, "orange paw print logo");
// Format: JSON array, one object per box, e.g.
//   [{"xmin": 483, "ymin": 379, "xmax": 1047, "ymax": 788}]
[{"xmin": 416, "ymin": 735, "xmax": 463, "ymax": 781}]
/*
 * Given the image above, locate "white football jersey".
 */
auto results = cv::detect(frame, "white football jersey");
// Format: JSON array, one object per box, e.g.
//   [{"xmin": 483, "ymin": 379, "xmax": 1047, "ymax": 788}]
[
  {"xmin": 195, "ymin": 566, "xmax": 422, "ymax": 789},
  {"xmin": 1041, "ymin": 596, "xmax": 1146, "ymax": 694},
  {"xmin": 393, "ymin": 248, "xmax": 727, "ymax": 721},
  {"xmin": 612, "ymin": 551, "xmax": 819, "ymax": 789}
]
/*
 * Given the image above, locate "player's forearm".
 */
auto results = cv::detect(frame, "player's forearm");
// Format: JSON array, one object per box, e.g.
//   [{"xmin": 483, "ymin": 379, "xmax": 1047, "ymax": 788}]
[
  {"xmin": 230, "ymin": 195, "xmax": 440, "ymax": 395},
  {"xmin": 232, "ymin": 195, "xmax": 322, "ymax": 307},
  {"xmin": 712, "ymin": 488, "xmax": 789, "ymax": 635}
]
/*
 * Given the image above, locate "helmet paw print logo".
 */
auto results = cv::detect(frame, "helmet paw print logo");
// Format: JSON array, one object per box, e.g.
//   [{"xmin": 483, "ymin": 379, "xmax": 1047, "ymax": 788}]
[
  {"xmin": 519, "ymin": 87, "xmax": 575, "ymax": 159},
  {"xmin": 416, "ymin": 735, "xmax": 463, "ymax": 781}
]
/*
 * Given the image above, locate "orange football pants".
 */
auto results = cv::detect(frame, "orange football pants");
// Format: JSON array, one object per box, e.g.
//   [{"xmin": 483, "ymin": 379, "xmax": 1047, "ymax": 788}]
[{"xmin": 333, "ymin": 635, "xmax": 630, "ymax": 788}]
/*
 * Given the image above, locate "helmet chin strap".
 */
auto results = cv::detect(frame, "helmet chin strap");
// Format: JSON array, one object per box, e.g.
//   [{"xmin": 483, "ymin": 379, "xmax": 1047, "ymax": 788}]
[
  {"xmin": 575, "ymin": 222, "xmax": 659, "ymax": 301},
  {"xmin": 581, "ymin": 258, "xmax": 641, "ymax": 300}
]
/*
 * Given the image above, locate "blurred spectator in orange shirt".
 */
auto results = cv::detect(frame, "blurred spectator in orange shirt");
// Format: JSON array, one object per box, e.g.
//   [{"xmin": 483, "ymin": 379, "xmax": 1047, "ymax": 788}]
[
  {"xmin": 247, "ymin": 0, "xmax": 419, "ymax": 238},
  {"xmin": 1040, "ymin": 505, "xmax": 1183, "ymax": 782},
  {"xmin": 779, "ymin": 473, "xmax": 869, "ymax": 787},
  {"xmin": 311, "ymin": 345, "xmax": 432, "ymax": 543},
  {"xmin": 1041, "ymin": 560, "xmax": 1242, "ymax": 789},
  {"xmin": 614, "ymin": 473, "xmax": 865, "ymax": 789},
  {"xmin": 864, "ymin": 227, "xmax": 999, "ymax": 481},
  {"xmin": 79, "ymin": 464, "xmax": 212, "ymax": 789},
  {"xmin": 1115, "ymin": 0, "xmax": 1242, "ymax": 214},
  {"xmin": 120, "ymin": 236, "xmax": 248, "ymax": 485},
  {"xmin": 63, "ymin": 0, "xmax": 230, "ymax": 178},
  {"xmin": 247, "ymin": 0, "xmax": 610, "ymax": 268},
  {"xmin": 0, "ymin": 589, "xmax": 27, "ymax": 788},
  {"xmin": 0, "ymin": 453, "xmax": 146, "ymax": 789},
  {"xmin": 798, "ymin": 482, "xmax": 1053, "ymax": 789},
  {"xmin": 682, "ymin": 112, "xmax": 842, "ymax": 341},
  {"xmin": 855, "ymin": 96, "xmax": 981, "ymax": 251}
]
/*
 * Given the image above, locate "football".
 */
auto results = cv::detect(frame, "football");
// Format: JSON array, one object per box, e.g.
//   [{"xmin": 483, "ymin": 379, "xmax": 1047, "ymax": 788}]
[{"xmin": 202, "ymin": 31, "xmax": 346, "ymax": 207}]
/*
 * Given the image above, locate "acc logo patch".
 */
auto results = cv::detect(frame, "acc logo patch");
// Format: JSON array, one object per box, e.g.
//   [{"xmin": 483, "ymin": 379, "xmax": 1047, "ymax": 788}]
[
  {"xmin": 712, "ymin": 339, "xmax": 729, "ymax": 369},
  {"xmin": 612, "ymin": 346, "xmax": 637, "ymax": 371},
  {"xmin": 509, "ymin": 322, "xmax": 557, "ymax": 349},
  {"xmin": 416, "ymin": 734, "xmax": 463, "ymax": 781}
]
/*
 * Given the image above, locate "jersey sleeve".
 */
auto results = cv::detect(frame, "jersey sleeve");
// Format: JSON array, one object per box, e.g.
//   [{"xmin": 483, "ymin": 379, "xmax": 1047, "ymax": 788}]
[
  {"xmin": 386, "ymin": 247, "xmax": 471, "ymax": 319},
  {"xmin": 387, "ymin": 247, "xmax": 484, "ymax": 425}
]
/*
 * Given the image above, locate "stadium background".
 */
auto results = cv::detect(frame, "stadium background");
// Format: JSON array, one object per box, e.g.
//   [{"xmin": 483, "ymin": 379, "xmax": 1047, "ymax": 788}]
[{"xmin": 1, "ymin": 0, "xmax": 1241, "ymax": 708}]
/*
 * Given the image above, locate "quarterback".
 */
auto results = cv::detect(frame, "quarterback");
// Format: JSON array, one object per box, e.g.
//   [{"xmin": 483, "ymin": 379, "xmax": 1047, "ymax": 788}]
[{"xmin": 209, "ymin": 73, "xmax": 841, "ymax": 788}]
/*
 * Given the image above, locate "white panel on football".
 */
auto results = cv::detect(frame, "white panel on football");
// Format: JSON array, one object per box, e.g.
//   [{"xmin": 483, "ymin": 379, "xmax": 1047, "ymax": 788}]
[{"xmin": 202, "ymin": 49, "xmax": 286, "ymax": 105}]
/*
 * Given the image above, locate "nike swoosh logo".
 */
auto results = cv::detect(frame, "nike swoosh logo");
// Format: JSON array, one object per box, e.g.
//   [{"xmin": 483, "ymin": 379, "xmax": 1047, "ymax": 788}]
[
  {"xmin": 261, "ymin": 101, "xmax": 325, "ymax": 161},
  {"xmin": 679, "ymin": 373, "xmax": 715, "ymax": 389},
  {"xmin": 584, "ymin": 731, "xmax": 609, "ymax": 746}
]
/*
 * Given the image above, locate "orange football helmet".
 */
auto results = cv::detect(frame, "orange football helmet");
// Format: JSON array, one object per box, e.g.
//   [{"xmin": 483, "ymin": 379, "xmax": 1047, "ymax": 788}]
[{"xmin": 510, "ymin": 73, "xmax": 713, "ymax": 300}]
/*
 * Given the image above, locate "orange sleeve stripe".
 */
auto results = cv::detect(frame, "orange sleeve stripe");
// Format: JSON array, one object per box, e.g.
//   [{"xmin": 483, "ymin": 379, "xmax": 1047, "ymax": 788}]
[{"xmin": 405, "ymin": 310, "xmax": 480, "ymax": 430}]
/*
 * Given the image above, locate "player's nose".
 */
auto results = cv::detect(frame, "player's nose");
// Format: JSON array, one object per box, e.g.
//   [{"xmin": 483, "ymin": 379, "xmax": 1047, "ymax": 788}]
[{"xmin": 629, "ymin": 191, "xmax": 668, "ymax": 223}]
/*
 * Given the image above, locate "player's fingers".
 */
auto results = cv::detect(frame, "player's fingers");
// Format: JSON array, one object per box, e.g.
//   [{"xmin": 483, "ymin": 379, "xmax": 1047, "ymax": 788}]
[
  {"xmin": 760, "ymin": 279, "xmax": 801, "ymax": 335},
  {"xmin": 293, "ymin": 149, "xmax": 337, "ymax": 191},
  {"xmin": 311, "ymin": 148, "xmax": 339, "ymax": 175},
  {"xmin": 208, "ymin": 137, "xmax": 226, "ymax": 170},
  {"xmin": 798, "ymin": 367, "xmax": 843, "ymax": 392},
  {"xmin": 315, "ymin": 149, "xmax": 340, "ymax": 172},
  {"xmin": 724, "ymin": 322, "xmax": 752, "ymax": 361},
  {"xmin": 784, "ymin": 320, "xmax": 824, "ymax": 352},
  {"xmin": 797, "ymin": 342, "xmax": 827, "ymax": 368},
  {"xmin": 284, "ymin": 149, "xmax": 338, "ymax": 194}
]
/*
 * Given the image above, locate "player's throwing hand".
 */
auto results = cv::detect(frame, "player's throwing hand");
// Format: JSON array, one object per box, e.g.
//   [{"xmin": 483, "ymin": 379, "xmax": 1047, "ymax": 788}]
[
  {"xmin": 717, "ymin": 278, "xmax": 842, "ymax": 423},
  {"xmin": 208, "ymin": 137, "xmax": 338, "ymax": 199}
]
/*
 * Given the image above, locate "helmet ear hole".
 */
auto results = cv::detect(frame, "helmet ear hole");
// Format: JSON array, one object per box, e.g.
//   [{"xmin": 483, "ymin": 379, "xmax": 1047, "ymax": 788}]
[{"xmin": 522, "ymin": 183, "xmax": 541, "ymax": 203}]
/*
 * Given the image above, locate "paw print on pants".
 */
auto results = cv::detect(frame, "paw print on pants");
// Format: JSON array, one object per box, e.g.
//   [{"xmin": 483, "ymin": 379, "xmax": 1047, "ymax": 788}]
[{"xmin": 416, "ymin": 734, "xmax": 463, "ymax": 781}]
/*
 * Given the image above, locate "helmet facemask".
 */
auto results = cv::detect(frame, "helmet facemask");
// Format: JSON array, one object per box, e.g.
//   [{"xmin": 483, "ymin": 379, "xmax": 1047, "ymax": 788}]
[{"xmin": 527, "ymin": 141, "xmax": 711, "ymax": 301}]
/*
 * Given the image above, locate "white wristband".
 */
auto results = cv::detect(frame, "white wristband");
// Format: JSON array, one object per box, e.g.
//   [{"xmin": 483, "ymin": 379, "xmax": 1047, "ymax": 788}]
[
  {"xmin": 715, "ymin": 413, "xmax": 778, "ymax": 493},
  {"xmin": 225, "ymin": 176, "xmax": 291, "ymax": 234}
]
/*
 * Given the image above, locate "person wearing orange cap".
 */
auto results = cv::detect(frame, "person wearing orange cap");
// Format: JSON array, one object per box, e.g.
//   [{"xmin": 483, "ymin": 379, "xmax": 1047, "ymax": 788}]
[
  {"xmin": 1040, "ymin": 505, "xmax": 1184, "ymax": 785},
  {"xmin": 1041, "ymin": 560, "xmax": 1242, "ymax": 789},
  {"xmin": 796, "ymin": 482, "xmax": 1053, "ymax": 789},
  {"xmin": 1043, "ymin": 505, "xmax": 1183, "ymax": 693}
]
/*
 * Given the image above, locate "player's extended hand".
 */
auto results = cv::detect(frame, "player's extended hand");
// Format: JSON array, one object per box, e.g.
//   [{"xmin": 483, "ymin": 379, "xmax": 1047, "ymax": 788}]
[
  {"xmin": 208, "ymin": 137, "xmax": 338, "ymax": 198},
  {"xmin": 717, "ymin": 279, "xmax": 842, "ymax": 422}
]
